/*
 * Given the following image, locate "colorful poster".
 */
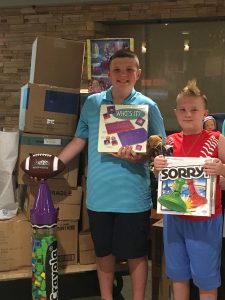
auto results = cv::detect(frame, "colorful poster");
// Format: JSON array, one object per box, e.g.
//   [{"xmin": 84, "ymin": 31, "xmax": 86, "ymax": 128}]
[{"xmin": 87, "ymin": 38, "xmax": 134, "ymax": 92}]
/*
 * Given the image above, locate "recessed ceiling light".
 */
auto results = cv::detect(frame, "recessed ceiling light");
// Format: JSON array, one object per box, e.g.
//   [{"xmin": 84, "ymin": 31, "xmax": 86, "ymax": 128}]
[{"xmin": 182, "ymin": 31, "xmax": 191, "ymax": 35}]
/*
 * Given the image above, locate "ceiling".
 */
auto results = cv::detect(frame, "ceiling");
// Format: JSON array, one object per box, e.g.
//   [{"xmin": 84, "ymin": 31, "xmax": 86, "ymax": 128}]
[{"xmin": 0, "ymin": 0, "xmax": 140, "ymax": 8}]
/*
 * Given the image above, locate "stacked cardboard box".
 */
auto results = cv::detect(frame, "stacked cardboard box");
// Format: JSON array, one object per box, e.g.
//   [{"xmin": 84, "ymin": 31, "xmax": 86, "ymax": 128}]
[
  {"xmin": 17, "ymin": 133, "xmax": 79, "ymax": 187},
  {"xmin": 19, "ymin": 83, "xmax": 80, "ymax": 137},
  {"xmin": 29, "ymin": 36, "xmax": 84, "ymax": 90},
  {"xmin": 18, "ymin": 35, "xmax": 85, "ymax": 185},
  {"xmin": 0, "ymin": 211, "xmax": 32, "ymax": 272},
  {"xmin": 0, "ymin": 36, "xmax": 96, "ymax": 273},
  {"xmin": 24, "ymin": 185, "xmax": 83, "ymax": 266},
  {"xmin": 79, "ymin": 230, "xmax": 96, "ymax": 265},
  {"xmin": 78, "ymin": 146, "xmax": 96, "ymax": 265},
  {"xmin": 25, "ymin": 186, "xmax": 82, "ymax": 221},
  {"xmin": 16, "ymin": 36, "xmax": 86, "ymax": 269}
]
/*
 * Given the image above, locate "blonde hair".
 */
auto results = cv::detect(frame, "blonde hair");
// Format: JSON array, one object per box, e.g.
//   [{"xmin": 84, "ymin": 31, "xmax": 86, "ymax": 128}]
[{"xmin": 176, "ymin": 79, "xmax": 208, "ymax": 108}]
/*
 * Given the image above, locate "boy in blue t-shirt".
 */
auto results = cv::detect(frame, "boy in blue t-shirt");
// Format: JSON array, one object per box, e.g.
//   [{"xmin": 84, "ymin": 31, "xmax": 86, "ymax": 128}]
[{"xmin": 59, "ymin": 49, "xmax": 166, "ymax": 300}]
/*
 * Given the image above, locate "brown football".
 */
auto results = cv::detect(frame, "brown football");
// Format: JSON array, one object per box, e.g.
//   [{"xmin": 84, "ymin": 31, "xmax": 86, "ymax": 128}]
[{"xmin": 20, "ymin": 153, "xmax": 65, "ymax": 179}]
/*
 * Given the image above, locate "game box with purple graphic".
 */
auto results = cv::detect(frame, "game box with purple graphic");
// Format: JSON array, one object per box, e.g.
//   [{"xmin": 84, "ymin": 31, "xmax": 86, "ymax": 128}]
[
  {"xmin": 98, "ymin": 104, "xmax": 148, "ymax": 153},
  {"xmin": 156, "ymin": 157, "xmax": 216, "ymax": 217}
]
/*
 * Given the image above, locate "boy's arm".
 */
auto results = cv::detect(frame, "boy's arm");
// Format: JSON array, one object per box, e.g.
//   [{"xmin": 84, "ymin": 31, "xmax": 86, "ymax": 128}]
[
  {"xmin": 218, "ymin": 134, "xmax": 225, "ymax": 178},
  {"xmin": 58, "ymin": 137, "xmax": 87, "ymax": 165},
  {"xmin": 218, "ymin": 134, "xmax": 225, "ymax": 164},
  {"xmin": 204, "ymin": 134, "xmax": 225, "ymax": 178}
]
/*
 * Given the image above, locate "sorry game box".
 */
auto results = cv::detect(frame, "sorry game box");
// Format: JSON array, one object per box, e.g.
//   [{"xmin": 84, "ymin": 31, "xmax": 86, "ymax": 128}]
[{"xmin": 157, "ymin": 157, "xmax": 216, "ymax": 216}]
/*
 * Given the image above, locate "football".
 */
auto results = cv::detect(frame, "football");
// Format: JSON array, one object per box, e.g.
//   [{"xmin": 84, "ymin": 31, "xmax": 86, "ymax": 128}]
[{"xmin": 20, "ymin": 153, "xmax": 65, "ymax": 179}]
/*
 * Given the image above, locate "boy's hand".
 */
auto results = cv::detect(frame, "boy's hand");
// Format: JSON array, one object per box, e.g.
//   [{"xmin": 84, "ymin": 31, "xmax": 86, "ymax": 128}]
[
  {"xmin": 203, "ymin": 158, "xmax": 225, "ymax": 176},
  {"xmin": 153, "ymin": 155, "xmax": 168, "ymax": 172},
  {"xmin": 111, "ymin": 146, "xmax": 145, "ymax": 163}
]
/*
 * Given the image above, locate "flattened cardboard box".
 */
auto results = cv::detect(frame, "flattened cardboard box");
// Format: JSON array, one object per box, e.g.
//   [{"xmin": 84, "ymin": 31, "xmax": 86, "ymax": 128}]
[
  {"xmin": 29, "ymin": 36, "xmax": 85, "ymax": 90},
  {"xmin": 0, "ymin": 211, "xmax": 32, "ymax": 272},
  {"xmin": 79, "ymin": 231, "xmax": 96, "ymax": 265},
  {"xmin": 17, "ymin": 133, "xmax": 79, "ymax": 188},
  {"xmin": 25, "ymin": 186, "xmax": 82, "ymax": 221},
  {"xmin": 57, "ymin": 219, "xmax": 79, "ymax": 266},
  {"xmin": 79, "ymin": 250, "xmax": 96, "ymax": 265},
  {"xmin": 19, "ymin": 83, "xmax": 80, "ymax": 136}
]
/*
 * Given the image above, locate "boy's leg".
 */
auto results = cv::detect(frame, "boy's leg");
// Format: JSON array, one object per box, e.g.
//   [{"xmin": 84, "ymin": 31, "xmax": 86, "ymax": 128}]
[
  {"xmin": 199, "ymin": 288, "xmax": 217, "ymax": 300},
  {"xmin": 164, "ymin": 215, "xmax": 222, "ymax": 300},
  {"xmin": 186, "ymin": 215, "xmax": 222, "ymax": 295},
  {"xmin": 218, "ymin": 190, "xmax": 225, "ymax": 299},
  {"xmin": 172, "ymin": 280, "xmax": 189, "ymax": 300},
  {"xmin": 88, "ymin": 210, "xmax": 150, "ymax": 299},
  {"xmin": 128, "ymin": 256, "xmax": 148, "ymax": 300},
  {"xmin": 113, "ymin": 211, "xmax": 150, "ymax": 300},
  {"xmin": 88, "ymin": 210, "xmax": 116, "ymax": 299},
  {"xmin": 96, "ymin": 254, "xmax": 116, "ymax": 300}
]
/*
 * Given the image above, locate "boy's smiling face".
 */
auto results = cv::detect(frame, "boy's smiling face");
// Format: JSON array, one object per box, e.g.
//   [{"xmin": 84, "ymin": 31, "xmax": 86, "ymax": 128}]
[
  {"xmin": 174, "ymin": 95, "xmax": 208, "ymax": 135},
  {"xmin": 108, "ymin": 57, "xmax": 141, "ymax": 92}
]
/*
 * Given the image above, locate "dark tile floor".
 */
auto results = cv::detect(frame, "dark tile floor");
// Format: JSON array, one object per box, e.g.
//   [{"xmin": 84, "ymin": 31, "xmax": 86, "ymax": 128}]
[
  {"xmin": 0, "ymin": 272, "xmax": 100, "ymax": 300},
  {"xmin": 1, "ymin": 261, "xmax": 224, "ymax": 300},
  {"xmin": 0, "ymin": 262, "xmax": 151, "ymax": 300}
]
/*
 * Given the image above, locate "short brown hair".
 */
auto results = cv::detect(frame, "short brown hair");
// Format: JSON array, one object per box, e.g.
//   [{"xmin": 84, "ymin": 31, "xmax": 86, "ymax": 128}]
[{"xmin": 109, "ymin": 49, "xmax": 140, "ymax": 68}]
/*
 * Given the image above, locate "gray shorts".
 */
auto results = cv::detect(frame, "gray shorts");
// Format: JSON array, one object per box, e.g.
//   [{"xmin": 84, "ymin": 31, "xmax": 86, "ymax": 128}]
[{"xmin": 88, "ymin": 210, "xmax": 150, "ymax": 260}]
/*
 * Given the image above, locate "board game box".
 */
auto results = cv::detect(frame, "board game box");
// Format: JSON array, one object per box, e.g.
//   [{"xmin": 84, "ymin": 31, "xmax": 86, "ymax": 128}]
[
  {"xmin": 98, "ymin": 104, "xmax": 148, "ymax": 153},
  {"xmin": 157, "ymin": 157, "xmax": 216, "ymax": 216}
]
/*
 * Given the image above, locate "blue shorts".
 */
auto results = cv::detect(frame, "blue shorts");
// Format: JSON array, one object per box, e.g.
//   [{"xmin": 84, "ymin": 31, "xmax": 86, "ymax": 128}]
[
  {"xmin": 163, "ymin": 214, "xmax": 223, "ymax": 290},
  {"xmin": 88, "ymin": 210, "xmax": 150, "ymax": 260}
]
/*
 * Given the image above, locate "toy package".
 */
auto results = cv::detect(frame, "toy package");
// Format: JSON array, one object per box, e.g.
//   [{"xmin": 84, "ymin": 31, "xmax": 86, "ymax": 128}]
[
  {"xmin": 98, "ymin": 104, "xmax": 148, "ymax": 153},
  {"xmin": 157, "ymin": 157, "xmax": 216, "ymax": 216}
]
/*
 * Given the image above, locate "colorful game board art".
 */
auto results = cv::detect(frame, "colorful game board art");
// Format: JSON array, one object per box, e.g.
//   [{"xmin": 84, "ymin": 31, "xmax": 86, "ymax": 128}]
[
  {"xmin": 98, "ymin": 104, "xmax": 148, "ymax": 153},
  {"xmin": 157, "ymin": 157, "xmax": 216, "ymax": 217}
]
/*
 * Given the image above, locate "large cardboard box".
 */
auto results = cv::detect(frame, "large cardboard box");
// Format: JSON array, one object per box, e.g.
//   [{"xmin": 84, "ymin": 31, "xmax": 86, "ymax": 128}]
[
  {"xmin": 25, "ymin": 186, "xmax": 82, "ymax": 221},
  {"xmin": 79, "ymin": 231, "xmax": 96, "ymax": 265},
  {"xmin": 0, "ymin": 211, "xmax": 32, "ymax": 272},
  {"xmin": 57, "ymin": 219, "xmax": 79, "ymax": 266},
  {"xmin": 17, "ymin": 133, "xmax": 79, "ymax": 187},
  {"xmin": 29, "ymin": 36, "xmax": 85, "ymax": 90},
  {"xmin": 19, "ymin": 83, "xmax": 80, "ymax": 136},
  {"xmin": 0, "ymin": 213, "xmax": 78, "ymax": 272}
]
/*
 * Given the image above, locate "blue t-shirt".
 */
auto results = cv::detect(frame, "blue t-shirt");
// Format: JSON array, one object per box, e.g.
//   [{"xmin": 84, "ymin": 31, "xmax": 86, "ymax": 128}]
[{"xmin": 76, "ymin": 87, "xmax": 166, "ymax": 213}]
